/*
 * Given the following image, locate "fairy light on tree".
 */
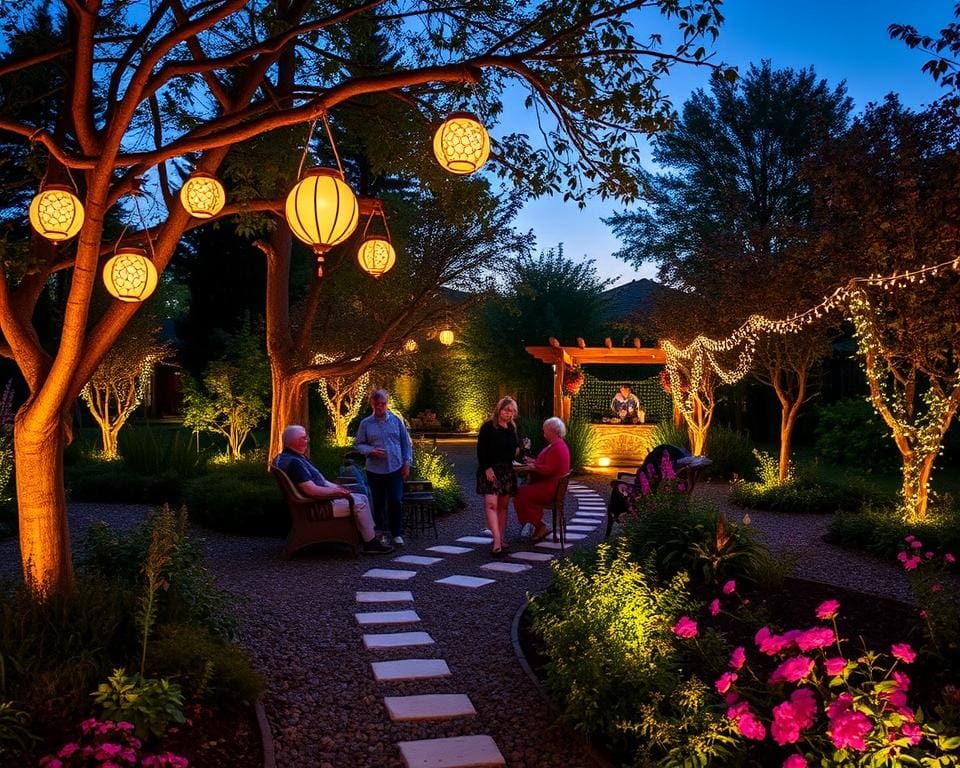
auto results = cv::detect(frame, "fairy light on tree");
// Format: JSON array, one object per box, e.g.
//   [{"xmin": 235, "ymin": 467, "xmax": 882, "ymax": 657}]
[{"xmin": 315, "ymin": 354, "xmax": 371, "ymax": 447}]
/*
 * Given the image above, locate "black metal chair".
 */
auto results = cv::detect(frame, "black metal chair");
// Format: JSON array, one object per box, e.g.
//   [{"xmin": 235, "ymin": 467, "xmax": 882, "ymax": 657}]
[
  {"xmin": 403, "ymin": 479, "xmax": 438, "ymax": 539},
  {"xmin": 547, "ymin": 471, "xmax": 574, "ymax": 552}
]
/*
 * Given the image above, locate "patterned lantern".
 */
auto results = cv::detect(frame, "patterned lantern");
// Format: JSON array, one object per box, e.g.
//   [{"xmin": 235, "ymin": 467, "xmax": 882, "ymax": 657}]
[
  {"xmin": 284, "ymin": 168, "xmax": 359, "ymax": 253},
  {"xmin": 404, "ymin": 339, "xmax": 418, "ymax": 353},
  {"xmin": 179, "ymin": 172, "xmax": 225, "ymax": 219},
  {"xmin": 438, "ymin": 329, "xmax": 455, "ymax": 346},
  {"xmin": 102, "ymin": 247, "xmax": 159, "ymax": 302},
  {"xmin": 357, "ymin": 237, "xmax": 396, "ymax": 278},
  {"xmin": 29, "ymin": 185, "xmax": 85, "ymax": 241},
  {"xmin": 432, "ymin": 112, "xmax": 490, "ymax": 175}
]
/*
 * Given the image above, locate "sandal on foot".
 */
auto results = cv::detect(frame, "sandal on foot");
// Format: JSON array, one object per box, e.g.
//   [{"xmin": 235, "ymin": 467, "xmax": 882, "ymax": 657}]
[{"xmin": 531, "ymin": 525, "xmax": 552, "ymax": 543}]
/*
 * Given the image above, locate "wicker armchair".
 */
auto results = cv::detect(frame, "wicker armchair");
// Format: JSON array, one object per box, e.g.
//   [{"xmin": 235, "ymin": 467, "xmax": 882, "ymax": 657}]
[{"xmin": 271, "ymin": 466, "xmax": 360, "ymax": 558}]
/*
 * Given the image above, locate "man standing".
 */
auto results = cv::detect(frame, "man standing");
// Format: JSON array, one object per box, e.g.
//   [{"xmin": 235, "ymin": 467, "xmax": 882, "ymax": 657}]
[
  {"xmin": 274, "ymin": 424, "xmax": 393, "ymax": 554},
  {"xmin": 355, "ymin": 389, "xmax": 413, "ymax": 545}
]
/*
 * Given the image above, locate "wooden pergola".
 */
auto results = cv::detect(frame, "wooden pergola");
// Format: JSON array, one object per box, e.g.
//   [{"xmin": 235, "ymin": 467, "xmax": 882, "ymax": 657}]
[{"xmin": 525, "ymin": 337, "xmax": 666, "ymax": 422}]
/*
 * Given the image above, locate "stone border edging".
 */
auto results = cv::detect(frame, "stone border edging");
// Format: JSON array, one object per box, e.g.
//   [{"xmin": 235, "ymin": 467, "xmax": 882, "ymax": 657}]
[
  {"xmin": 255, "ymin": 695, "xmax": 276, "ymax": 768},
  {"xmin": 510, "ymin": 596, "xmax": 614, "ymax": 768}
]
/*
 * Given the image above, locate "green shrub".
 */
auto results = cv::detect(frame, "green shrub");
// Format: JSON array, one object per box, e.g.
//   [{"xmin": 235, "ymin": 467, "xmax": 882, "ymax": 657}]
[
  {"xmin": 814, "ymin": 398, "xmax": 898, "ymax": 470},
  {"xmin": 410, "ymin": 440, "xmax": 465, "ymax": 516},
  {"xmin": 79, "ymin": 508, "xmax": 238, "ymax": 639},
  {"xmin": 0, "ymin": 499, "xmax": 15, "ymax": 540},
  {"xmin": 66, "ymin": 458, "xmax": 187, "ymax": 504},
  {"xmin": 729, "ymin": 474, "xmax": 889, "ymax": 514},
  {"xmin": 529, "ymin": 543, "xmax": 737, "ymax": 765},
  {"xmin": 564, "ymin": 416, "xmax": 600, "ymax": 472},
  {"xmin": 0, "ymin": 701, "xmax": 37, "ymax": 758},
  {"xmin": 0, "ymin": 575, "xmax": 136, "ymax": 720},
  {"xmin": 118, "ymin": 426, "xmax": 208, "ymax": 478},
  {"xmin": 91, "ymin": 668, "xmax": 185, "ymax": 740},
  {"xmin": 826, "ymin": 500, "xmax": 960, "ymax": 560},
  {"xmin": 702, "ymin": 424, "xmax": 755, "ymax": 479},
  {"xmin": 147, "ymin": 624, "xmax": 265, "ymax": 709},
  {"xmin": 649, "ymin": 420, "xmax": 690, "ymax": 451},
  {"xmin": 184, "ymin": 459, "xmax": 287, "ymax": 536}
]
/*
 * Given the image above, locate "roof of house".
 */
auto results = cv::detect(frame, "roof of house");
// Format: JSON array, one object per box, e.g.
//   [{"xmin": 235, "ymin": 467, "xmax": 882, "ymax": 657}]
[{"xmin": 599, "ymin": 278, "xmax": 668, "ymax": 324}]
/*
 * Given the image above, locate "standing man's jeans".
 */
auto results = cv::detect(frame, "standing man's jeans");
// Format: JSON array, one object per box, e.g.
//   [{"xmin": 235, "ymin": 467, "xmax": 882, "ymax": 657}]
[{"xmin": 366, "ymin": 468, "xmax": 405, "ymax": 538}]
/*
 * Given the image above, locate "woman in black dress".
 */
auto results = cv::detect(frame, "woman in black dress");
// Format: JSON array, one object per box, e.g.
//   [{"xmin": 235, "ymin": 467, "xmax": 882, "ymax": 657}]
[{"xmin": 476, "ymin": 396, "xmax": 521, "ymax": 555}]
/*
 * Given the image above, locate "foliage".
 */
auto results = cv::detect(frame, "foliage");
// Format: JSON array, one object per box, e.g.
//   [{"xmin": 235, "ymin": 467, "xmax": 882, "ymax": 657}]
[
  {"xmin": 826, "ymin": 502, "xmax": 960, "ymax": 561},
  {"xmin": 702, "ymin": 424, "xmax": 755, "ymax": 480},
  {"xmin": 719, "ymin": 601, "xmax": 960, "ymax": 766},
  {"xmin": 649, "ymin": 421, "xmax": 691, "ymax": 452},
  {"xmin": 410, "ymin": 440, "xmax": 465, "ymax": 516},
  {"xmin": 146, "ymin": 625, "xmax": 265, "ymax": 710},
  {"xmin": 182, "ymin": 318, "xmax": 270, "ymax": 460},
  {"xmin": 316, "ymin": 365, "xmax": 369, "ymax": 447},
  {"xmin": 889, "ymin": 3, "xmax": 960, "ymax": 107},
  {"xmin": 0, "ymin": 700, "xmax": 37, "ymax": 758},
  {"xmin": 529, "ymin": 543, "xmax": 738, "ymax": 765},
  {"xmin": 564, "ymin": 416, "xmax": 600, "ymax": 472},
  {"xmin": 0, "ymin": 575, "xmax": 135, "ymax": 720},
  {"xmin": 755, "ymin": 449, "xmax": 793, "ymax": 488},
  {"xmin": 183, "ymin": 460, "xmax": 286, "ymax": 536},
  {"xmin": 118, "ymin": 427, "xmax": 208, "ymax": 480},
  {"xmin": 40, "ymin": 718, "xmax": 188, "ymax": 768},
  {"xmin": 79, "ymin": 508, "xmax": 238, "ymax": 640},
  {"xmin": 66, "ymin": 459, "xmax": 186, "ymax": 505},
  {"xmin": 91, "ymin": 669, "xmax": 185, "ymax": 741},
  {"xmin": 730, "ymin": 473, "xmax": 888, "ymax": 515},
  {"xmin": 814, "ymin": 398, "xmax": 898, "ymax": 472}
]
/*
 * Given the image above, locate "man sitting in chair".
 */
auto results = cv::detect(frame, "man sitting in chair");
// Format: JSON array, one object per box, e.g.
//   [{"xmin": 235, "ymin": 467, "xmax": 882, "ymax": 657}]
[{"xmin": 274, "ymin": 424, "xmax": 393, "ymax": 554}]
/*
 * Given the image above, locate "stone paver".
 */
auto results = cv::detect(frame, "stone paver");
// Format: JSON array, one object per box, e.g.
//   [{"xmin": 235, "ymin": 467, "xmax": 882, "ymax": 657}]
[
  {"xmin": 356, "ymin": 591, "xmax": 415, "ymax": 603},
  {"xmin": 397, "ymin": 735, "xmax": 506, "ymax": 767},
  {"xmin": 363, "ymin": 631, "xmax": 435, "ymax": 649},
  {"xmin": 355, "ymin": 610, "xmax": 421, "ymax": 625},
  {"xmin": 393, "ymin": 555, "xmax": 445, "ymax": 566},
  {"xmin": 371, "ymin": 659, "xmax": 452, "ymax": 682},
  {"xmin": 480, "ymin": 562, "xmax": 532, "ymax": 574},
  {"xmin": 562, "ymin": 533, "xmax": 588, "ymax": 541},
  {"xmin": 427, "ymin": 545, "xmax": 474, "ymax": 554},
  {"xmin": 508, "ymin": 551, "xmax": 554, "ymax": 562},
  {"xmin": 456, "ymin": 536, "xmax": 494, "ymax": 544},
  {"xmin": 565, "ymin": 525, "xmax": 597, "ymax": 532},
  {"xmin": 534, "ymin": 541, "xmax": 566, "ymax": 550},
  {"xmin": 363, "ymin": 568, "xmax": 419, "ymax": 580},
  {"xmin": 570, "ymin": 517, "xmax": 602, "ymax": 525},
  {"xmin": 384, "ymin": 694, "xmax": 477, "ymax": 722},
  {"xmin": 434, "ymin": 575, "xmax": 496, "ymax": 588}
]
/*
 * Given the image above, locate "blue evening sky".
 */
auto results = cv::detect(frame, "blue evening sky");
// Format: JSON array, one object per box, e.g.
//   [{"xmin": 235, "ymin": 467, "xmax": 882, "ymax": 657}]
[{"xmin": 510, "ymin": 1, "xmax": 950, "ymax": 286}]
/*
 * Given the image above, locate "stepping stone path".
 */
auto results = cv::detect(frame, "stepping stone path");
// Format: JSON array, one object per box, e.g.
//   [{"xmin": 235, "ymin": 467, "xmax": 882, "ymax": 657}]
[{"xmin": 349, "ymin": 479, "xmax": 608, "ymax": 766}]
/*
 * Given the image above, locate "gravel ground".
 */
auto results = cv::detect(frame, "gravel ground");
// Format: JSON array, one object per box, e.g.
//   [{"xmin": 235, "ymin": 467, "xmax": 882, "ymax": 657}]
[{"xmin": 0, "ymin": 446, "xmax": 935, "ymax": 767}]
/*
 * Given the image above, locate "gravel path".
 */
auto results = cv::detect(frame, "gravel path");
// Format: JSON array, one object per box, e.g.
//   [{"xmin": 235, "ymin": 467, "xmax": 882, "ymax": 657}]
[{"xmin": 0, "ymin": 447, "xmax": 933, "ymax": 767}]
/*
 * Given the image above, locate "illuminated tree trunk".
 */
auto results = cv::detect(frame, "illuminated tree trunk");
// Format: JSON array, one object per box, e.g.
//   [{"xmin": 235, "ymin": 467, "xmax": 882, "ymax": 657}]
[
  {"xmin": 686, "ymin": 396, "xmax": 713, "ymax": 456},
  {"xmin": 13, "ymin": 406, "xmax": 73, "ymax": 594},
  {"xmin": 269, "ymin": 365, "xmax": 309, "ymax": 461},
  {"xmin": 773, "ymin": 376, "xmax": 805, "ymax": 484}
]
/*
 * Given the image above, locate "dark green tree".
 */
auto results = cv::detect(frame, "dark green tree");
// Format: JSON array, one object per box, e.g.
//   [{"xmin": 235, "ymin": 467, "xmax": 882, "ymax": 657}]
[{"xmin": 607, "ymin": 62, "xmax": 851, "ymax": 476}]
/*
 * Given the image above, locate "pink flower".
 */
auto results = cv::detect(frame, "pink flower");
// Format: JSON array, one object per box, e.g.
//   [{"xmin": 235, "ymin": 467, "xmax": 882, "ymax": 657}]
[
  {"xmin": 677, "ymin": 482, "xmax": 686, "ymax": 492},
  {"xmin": 815, "ymin": 599, "xmax": 840, "ymax": 619},
  {"xmin": 673, "ymin": 616, "xmax": 698, "ymax": 638},
  {"xmin": 796, "ymin": 627, "xmax": 835, "ymax": 651},
  {"xmin": 80, "ymin": 718, "xmax": 98, "ymax": 734},
  {"xmin": 828, "ymin": 709, "xmax": 872, "ymax": 750},
  {"xmin": 97, "ymin": 743, "xmax": 123, "ymax": 759},
  {"xmin": 739, "ymin": 713, "xmax": 767, "ymax": 741},
  {"xmin": 709, "ymin": 598, "xmax": 721, "ymax": 616},
  {"xmin": 783, "ymin": 756, "xmax": 807, "ymax": 768},
  {"xmin": 893, "ymin": 671, "xmax": 911, "ymax": 691},
  {"xmin": 897, "ymin": 551, "xmax": 908, "ymax": 563},
  {"xmin": 824, "ymin": 657, "xmax": 847, "ymax": 676},
  {"xmin": 891, "ymin": 643, "xmax": 917, "ymax": 663},
  {"xmin": 715, "ymin": 672, "xmax": 738, "ymax": 694},
  {"xmin": 931, "ymin": 583, "xmax": 942, "ymax": 593},
  {"xmin": 117, "ymin": 722, "xmax": 135, "ymax": 733},
  {"xmin": 945, "ymin": 553, "xmax": 956, "ymax": 564},
  {"xmin": 729, "ymin": 646, "xmax": 746, "ymax": 670},
  {"xmin": 637, "ymin": 473, "xmax": 652, "ymax": 495},
  {"xmin": 40, "ymin": 759, "xmax": 64, "ymax": 768},
  {"xmin": 910, "ymin": 539, "xmax": 923, "ymax": 549},
  {"xmin": 770, "ymin": 655, "xmax": 815, "ymax": 684},
  {"xmin": 903, "ymin": 555, "xmax": 921, "ymax": 571},
  {"xmin": 902, "ymin": 721, "xmax": 922, "ymax": 746},
  {"xmin": 661, "ymin": 452, "xmax": 677, "ymax": 480},
  {"xmin": 755, "ymin": 626, "xmax": 790, "ymax": 655},
  {"xmin": 722, "ymin": 580, "xmax": 736, "ymax": 595},
  {"xmin": 58, "ymin": 743, "xmax": 80, "ymax": 758},
  {"xmin": 790, "ymin": 688, "xmax": 817, "ymax": 723},
  {"xmin": 925, "ymin": 551, "xmax": 935, "ymax": 559}
]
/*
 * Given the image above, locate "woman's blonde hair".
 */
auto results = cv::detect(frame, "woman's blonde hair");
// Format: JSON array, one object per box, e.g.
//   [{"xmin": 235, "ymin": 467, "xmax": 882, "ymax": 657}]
[{"xmin": 489, "ymin": 396, "xmax": 518, "ymax": 428}]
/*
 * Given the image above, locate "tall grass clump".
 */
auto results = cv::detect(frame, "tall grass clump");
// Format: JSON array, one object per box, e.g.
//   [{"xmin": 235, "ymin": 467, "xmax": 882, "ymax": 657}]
[{"xmin": 564, "ymin": 416, "xmax": 600, "ymax": 471}]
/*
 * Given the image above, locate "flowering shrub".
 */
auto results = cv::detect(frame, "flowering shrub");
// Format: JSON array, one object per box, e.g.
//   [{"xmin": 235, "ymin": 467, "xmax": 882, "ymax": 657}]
[
  {"xmin": 39, "ymin": 719, "xmax": 188, "ymax": 767},
  {"xmin": 897, "ymin": 535, "xmax": 959, "ymax": 670},
  {"xmin": 718, "ymin": 599, "xmax": 960, "ymax": 766},
  {"xmin": 561, "ymin": 366, "xmax": 585, "ymax": 396}
]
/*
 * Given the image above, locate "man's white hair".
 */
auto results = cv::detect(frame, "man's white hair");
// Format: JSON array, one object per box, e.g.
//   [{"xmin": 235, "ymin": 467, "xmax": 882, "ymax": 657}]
[{"xmin": 282, "ymin": 424, "xmax": 306, "ymax": 447}]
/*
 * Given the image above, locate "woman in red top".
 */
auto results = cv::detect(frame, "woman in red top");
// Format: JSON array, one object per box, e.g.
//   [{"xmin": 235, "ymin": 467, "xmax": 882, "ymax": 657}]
[{"xmin": 514, "ymin": 417, "xmax": 571, "ymax": 542}]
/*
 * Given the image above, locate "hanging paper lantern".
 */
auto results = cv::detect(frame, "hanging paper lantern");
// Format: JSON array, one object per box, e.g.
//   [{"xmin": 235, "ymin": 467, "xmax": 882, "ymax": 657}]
[
  {"xmin": 102, "ymin": 247, "xmax": 158, "ymax": 303},
  {"xmin": 284, "ymin": 168, "xmax": 359, "ymax": 253},
  {"xmin": 438, "ymin": 329, "xmax": 455, "ymax": 346},
  {"xmin": 179, "ymin": 172, "xmax": 225, "ymax": 219},
  {"xmin": 29, "ymin": 185, "xmax": 85, "ymax": 241},
  {"xmin": 404, "ymin": 339, "xmax": 418, "ymax": 353},
  {"xmin": 357, "ymin": 237, "xmax": 397, "ymax": 278},
  {"xmin": 433, "ymin": 112, "xmax": 490, "ymax": 175}
]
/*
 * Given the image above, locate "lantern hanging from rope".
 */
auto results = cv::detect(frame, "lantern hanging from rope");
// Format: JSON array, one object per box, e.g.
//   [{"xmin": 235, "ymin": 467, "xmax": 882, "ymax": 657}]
[
  {"xmin": 102, "ymin": 247, "xmax": 158, "ymax": 302},
  {"xmin": 356, "ymin": 201, "xmax": 396, "ymax": 277},
  {"xmin": 180, "ymin": 172, "xmax": 225, "ymax": 219},
  {"xmin": 438, "ymin": 329, "xmax": 455, "ymax": 346},
  {"xmin": 433, "ymin": 112, "xmax": 490, "ymax": 175},
  {"xmin": 29, "ymin": 185, "xmax": 85, "ymax": 241}
]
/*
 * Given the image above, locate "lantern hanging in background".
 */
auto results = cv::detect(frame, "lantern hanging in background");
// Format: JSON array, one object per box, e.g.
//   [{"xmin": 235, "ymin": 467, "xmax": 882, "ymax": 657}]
[
  {"xmin": 102, "ymin": 247, "xmax": 158, "ymax": 302},
  {"xmin": 404, "ymin": 339, "xmax": 418, "ymax": 353},
  {"xmin": 357, "ymin": 201, "xmax": 396, "ymax": 277},
  {"xmin": 29, "ymin": 185, "xmax": 85, "ymax": 241},
  {"xmin": 438, "ymin": 329, "xmax": 455, "ymax": 346},
  {"xmin": 180, "ymin": 172, "xmax": 225, "ymax": 219},
  {"xmin": 433, "ymin": 112, "xmax": 490, "ymax": 175},
  {"xmin": 285, "ymin": 168, "xmax": 359, "ymax": 277}
]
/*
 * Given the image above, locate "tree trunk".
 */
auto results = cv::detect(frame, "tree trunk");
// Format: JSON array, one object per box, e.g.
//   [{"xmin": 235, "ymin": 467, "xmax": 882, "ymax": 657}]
[
  {"xmin": 902, "ymin": 449, "xmax": 937, "ymax": 522},
  {"xmin": 269, "ymin": 363, "xmax": 309, "ymax": 461},
  {"xmin": 777, "ymin": 392, "xmax": 803, "ymax": 484},
  {"xmin": 14, "ymin": 405, "xmax": 73, "ymax": 594}
]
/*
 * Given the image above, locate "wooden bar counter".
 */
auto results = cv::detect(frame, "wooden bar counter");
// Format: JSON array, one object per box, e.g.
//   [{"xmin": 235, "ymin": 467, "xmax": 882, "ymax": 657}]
[{"xmin": 589, "ymin": 422, "xmax": 658, "ymax": 466}]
